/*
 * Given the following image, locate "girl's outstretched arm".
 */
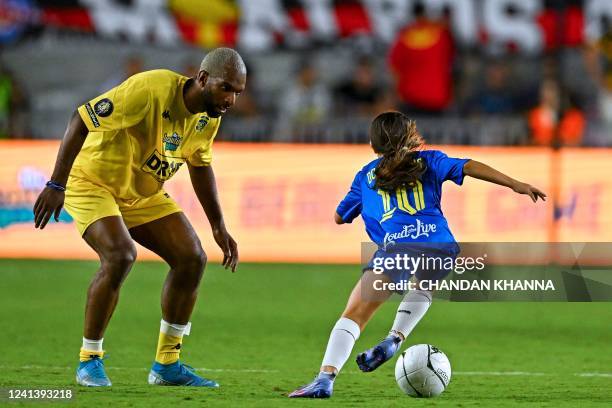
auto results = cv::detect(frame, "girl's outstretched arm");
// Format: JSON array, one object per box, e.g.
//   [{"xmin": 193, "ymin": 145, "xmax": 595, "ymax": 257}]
[
  {"xmin": 334, "ymin": 212, "xmax": 345, "ymax": 224},
  {"xmin": 463, "ymin": 160, "xmax": 547, "ymax": 203}
]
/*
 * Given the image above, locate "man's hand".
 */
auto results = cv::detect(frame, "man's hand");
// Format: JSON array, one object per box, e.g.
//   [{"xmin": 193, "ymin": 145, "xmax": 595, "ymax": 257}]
[
  {"xmin": 212, "ymin": 226, "xmax": 239, "ymax": 272},
  {"xmin": 512, "ymin": 181, "xmax": 547, "ymax": 202},
  {"xmin": 33, "ymin": 187, "xmax": 65, "ymax": 229},
  {"xmin": 33, "ymin": 111, "xmax": 89, "ymax": 230},
  {"xmin": 188, "ymin": 164, "xmax": 238, "ymax": 271}
]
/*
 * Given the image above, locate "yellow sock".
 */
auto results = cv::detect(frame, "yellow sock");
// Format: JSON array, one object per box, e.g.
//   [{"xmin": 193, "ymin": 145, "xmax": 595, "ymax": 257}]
[
  {"xmin": 155, "ymin": 332, "xmax": 183, "ymax": 365},
  {"xmin": 80, "ymin": 348, "xmax": 104, "ymax": 362}
]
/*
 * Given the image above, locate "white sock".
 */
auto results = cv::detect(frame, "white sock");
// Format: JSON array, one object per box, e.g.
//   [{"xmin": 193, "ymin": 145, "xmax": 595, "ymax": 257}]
[
  {"xmin": 82, "ymin": 337, "xmax": 103, "ymax": 352},
  {"xmin": 160, "ymin": 319, "xmax": 191, "ymax": 337},
  {"xmin": 321, "ymin": 317, "xmax": 361, "ymax": 374},
  {"xmin": 390, "ymin": 289, "xmax": 432, "ymax": 339}
]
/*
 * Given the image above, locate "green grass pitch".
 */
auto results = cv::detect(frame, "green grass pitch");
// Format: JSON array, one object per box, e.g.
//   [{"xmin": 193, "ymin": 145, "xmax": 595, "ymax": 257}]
[{"xmin": 1, "ymin": 259, "xmax": 611, "ymax": 407}]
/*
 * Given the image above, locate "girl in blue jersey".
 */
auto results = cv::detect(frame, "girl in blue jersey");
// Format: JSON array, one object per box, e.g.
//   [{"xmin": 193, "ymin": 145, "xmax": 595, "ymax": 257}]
[{"xmin": 289, "ymin": 111, "xmax": 546, "ymax": 399}]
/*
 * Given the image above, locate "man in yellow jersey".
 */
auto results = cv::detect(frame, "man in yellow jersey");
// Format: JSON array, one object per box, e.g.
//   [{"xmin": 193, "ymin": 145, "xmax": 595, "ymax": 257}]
[{"xmin": 33, "ymin": 48, "xmax": 245, "ymax": 387}]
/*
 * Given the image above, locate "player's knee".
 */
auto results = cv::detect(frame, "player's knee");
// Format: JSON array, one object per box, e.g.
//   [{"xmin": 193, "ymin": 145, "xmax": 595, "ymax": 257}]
[
  {"xmin": 101, "ymin": 243, "xmax": 137, "ymax": 271},
  {"xmin": 176, "ymin": 246, "xmax": 207, "ymax": 275},
  {"xmin": 168, "ymin": 248, "xmax": 206, "ymax": 290}
]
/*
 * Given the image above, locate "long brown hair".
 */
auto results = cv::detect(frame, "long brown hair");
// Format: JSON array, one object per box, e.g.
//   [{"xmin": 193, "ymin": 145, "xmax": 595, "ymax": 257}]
[{"xmin": 370, "ymin": 111, "xmax": 426, "ymax": 191}]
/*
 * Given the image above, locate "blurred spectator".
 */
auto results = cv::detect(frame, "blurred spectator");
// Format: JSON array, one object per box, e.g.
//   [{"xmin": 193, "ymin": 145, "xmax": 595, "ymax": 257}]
[
  {"xmin": 466, "ymin": 61, "xmax": 516, "ymax": 115},
  {"xmin": 558, "ymin": 97, "xmax": 586, "ymax": 146},
  {"xmin": 0, "ymin": 63, "xmax": 29, "ymax": 139},
  {"xmin": 528, "ymin": 79, "xmax": 559, "ymax": 145},
  {"xmin": 388, "ymin": 2, "xmax": 454, "ymax": 114},
  {"xmin": 585, "ymin": 16, "xmax": 612, "ymax": 144},
  {"xmin": 529, "ymin": 79, "xmax": 585, "ymax": 146},
  {"xmin": 596, "ymin": 22, "xmax": 612, "ymax": 132},
  {"xmin": 99, "ymin": 55, "xmax": 144, "ymax": 92},
  {"xmin": 227, "ymin": 86, "xmax": 259, "ymax": 119},
  {"xmin": 600, "ymin": 83, "xmax": 612, "ymax": 131},
  {"xmin": 275, "ymin": 60, "xmax": 331, "ymax": 141},
  {"xmin": 182, "ymin": 60, "xmax": 200, "ymax": 77},
  {"xmin": 334, "ymin": 56, "xmax": 385, "ymax": 117}
]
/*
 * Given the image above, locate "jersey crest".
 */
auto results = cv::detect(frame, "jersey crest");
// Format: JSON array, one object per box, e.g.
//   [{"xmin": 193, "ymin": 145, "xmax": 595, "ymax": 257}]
[
  {"xmin": 195, "ymin": 115, "xmax": 209, "ymax": 132},
  {"xmin": 163, "ymin": 132, "xmax": 182, "ymax": 151}
]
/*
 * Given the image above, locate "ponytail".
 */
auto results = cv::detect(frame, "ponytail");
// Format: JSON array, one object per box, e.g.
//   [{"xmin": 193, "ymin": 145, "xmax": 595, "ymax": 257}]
[{"xmin": 370, "ymin": 112, "xmax": 426, "ymax": 191}]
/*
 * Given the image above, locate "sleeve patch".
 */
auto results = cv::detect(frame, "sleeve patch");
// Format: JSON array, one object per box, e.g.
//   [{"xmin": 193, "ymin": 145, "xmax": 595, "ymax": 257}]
[
  {"xmin": 94, "ymin": 98, "xmax": 114, "ymax": 117},
  {"xmin": 84, "ymin": 103, "xmax": 100, "ymax": 128}
]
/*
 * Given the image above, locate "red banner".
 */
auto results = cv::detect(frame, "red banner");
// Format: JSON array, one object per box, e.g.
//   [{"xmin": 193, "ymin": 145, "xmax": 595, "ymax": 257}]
[{"xmin": 3, "ymin": 0, "xmax": 610, "ymax": 53}]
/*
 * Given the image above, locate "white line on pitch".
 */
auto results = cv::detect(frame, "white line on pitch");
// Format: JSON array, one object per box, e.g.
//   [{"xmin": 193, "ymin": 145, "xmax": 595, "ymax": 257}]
[
  {"xmin": 575, "ymin": 373, "xmax": 612, "ymax": 378},
  {"xmin": 345, "ymin": 370, "xmax": 612, "ymax": 378},
  {"xmin": 456, "ymin": 371, "xmax": 612, "ymax": 378},
  {"xmin": 4, "ymin": 365, "xmax": 279, "ymax": 373},
  {"xmin": 4, "ymin": 365, "xmax": 612, "ymax": 377},
  {"xmin": 455, "ymin": 371, "xmax": 548, "ymax": 376}
]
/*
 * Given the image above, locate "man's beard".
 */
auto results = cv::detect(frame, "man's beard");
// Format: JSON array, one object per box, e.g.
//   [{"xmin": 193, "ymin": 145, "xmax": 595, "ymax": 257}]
[{"xmin": 202, "ymin": 88, "xmax": 221, "ymax": 117}]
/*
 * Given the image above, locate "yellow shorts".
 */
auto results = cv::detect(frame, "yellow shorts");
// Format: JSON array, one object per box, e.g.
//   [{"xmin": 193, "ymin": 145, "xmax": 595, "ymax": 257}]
[{"xmin": 64, "ymin": 176, "xmax": 182, "ymax": 235}]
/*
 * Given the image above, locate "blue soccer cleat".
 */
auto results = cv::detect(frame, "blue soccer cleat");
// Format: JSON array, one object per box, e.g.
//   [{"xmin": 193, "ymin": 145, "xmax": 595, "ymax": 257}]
[
  {"xmin": 356, "ymin": 334, "xmax": 402, "ymax": 372},
  {"xmin": 288, "ymin": 372, "xmax": 335, "ymax": 398},
  {"xmin": 148, "ymin": 361, "xmax": 219, "ymax": 387},
  {"xmin": 76, "ymin": 356, "xmax": 112, "ymax": 387}
]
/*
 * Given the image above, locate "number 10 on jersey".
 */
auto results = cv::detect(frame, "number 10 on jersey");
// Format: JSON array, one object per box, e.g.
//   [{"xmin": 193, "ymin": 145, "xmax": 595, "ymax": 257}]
[{"xmin": 377, "ymin": 180, "xmax": 425, "ymax": 221}]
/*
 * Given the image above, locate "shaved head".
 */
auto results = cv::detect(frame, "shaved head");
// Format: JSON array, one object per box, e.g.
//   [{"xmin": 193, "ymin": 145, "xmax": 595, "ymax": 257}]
[
  {"xmin": 186, "ymin": 47, "xmax": 247, "ymax": 117},
  {"xmin": 199, "ymin": 47, "xmax": 246, "ymax": 79}
]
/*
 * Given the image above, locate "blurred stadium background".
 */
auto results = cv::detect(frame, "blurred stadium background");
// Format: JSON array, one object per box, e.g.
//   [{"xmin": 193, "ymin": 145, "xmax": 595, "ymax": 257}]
[
  {"xmin": 1, "ymin": 0, "xmax": 612, "ymax": 145},
  {"xmin": 1, "ymin": 0, "xmax": 611, "ymax": 262}
]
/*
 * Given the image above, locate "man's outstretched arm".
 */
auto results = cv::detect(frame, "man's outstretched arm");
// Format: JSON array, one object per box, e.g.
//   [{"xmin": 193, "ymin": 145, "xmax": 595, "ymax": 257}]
[
  {"xmin": 33, "ymin": 111, "xmax": 89, "ymax": 229},
  {"xmin": 188, "ymin": 163, "xmax": 239, "ymax": 272}
]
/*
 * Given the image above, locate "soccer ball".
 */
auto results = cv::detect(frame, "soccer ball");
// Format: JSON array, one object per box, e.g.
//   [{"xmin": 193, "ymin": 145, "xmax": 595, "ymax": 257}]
[{"xmin": 394, "ymin": 344, "xmax": 451, "ymax": 398}]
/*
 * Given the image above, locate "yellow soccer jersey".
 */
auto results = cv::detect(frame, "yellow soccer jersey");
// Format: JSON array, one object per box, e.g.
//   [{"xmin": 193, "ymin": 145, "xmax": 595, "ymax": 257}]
[{"xmin": 74, "ymin": 69, "xmax": 220, "ymax": 199}]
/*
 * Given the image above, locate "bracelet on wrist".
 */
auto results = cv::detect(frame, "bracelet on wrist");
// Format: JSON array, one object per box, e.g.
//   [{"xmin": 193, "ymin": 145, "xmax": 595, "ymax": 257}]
[{"xmin": 46, "ymin": 180, "xmax": 66, "ymax": 192}]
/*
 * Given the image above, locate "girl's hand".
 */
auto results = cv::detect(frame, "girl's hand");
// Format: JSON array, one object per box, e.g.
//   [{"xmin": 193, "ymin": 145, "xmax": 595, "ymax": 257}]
[{"xmin": 512, "ymin": 182, "xmax": 547, "ymax": 202}]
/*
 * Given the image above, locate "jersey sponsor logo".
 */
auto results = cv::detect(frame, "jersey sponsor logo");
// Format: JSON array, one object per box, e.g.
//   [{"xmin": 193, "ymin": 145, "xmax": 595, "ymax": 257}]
[
  {"xmin": 195, "ymin": 115, "xmax": 209, "ymax": 132},
  {"xmin": 84, "ymin": 103, "xmax": 100, "ymax": 128},
  {"xmin": 94, "ymin": 98, "xmax": 114, "ymax": 117},
  {"xmin": 382, "ymin": 219, "xmax": 437, "ymax": 249},
  {"xmin": 142, "ymin": 150, "xmax": 185, "ymax": 182},
  {"xmin": 162, "ymin": 132, "xmax": 182, "ymax": 151},
  {"xmin": 162, "ymin": 110, "xmax": 170, "ymax": 120}
]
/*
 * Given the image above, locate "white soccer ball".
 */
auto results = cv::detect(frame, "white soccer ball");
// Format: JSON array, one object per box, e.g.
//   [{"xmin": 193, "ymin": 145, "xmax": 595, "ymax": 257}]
[{"xmin": 394, "ymin": 344, "xmax": 451, "ymax": 398}]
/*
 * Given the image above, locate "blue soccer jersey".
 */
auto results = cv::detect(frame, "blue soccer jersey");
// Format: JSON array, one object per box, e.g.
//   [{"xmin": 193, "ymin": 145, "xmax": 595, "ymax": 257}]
[{"xmin": 336, "ymin": 150, "xmax": 469, "ymax": 249}]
